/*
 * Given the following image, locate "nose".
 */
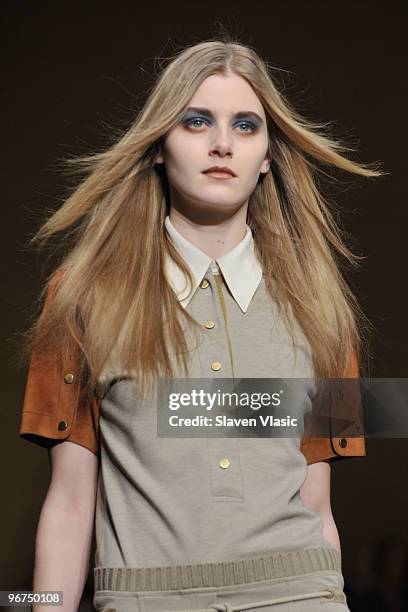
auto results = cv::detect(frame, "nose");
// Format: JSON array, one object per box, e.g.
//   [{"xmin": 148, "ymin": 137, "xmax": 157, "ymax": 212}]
[{"xmin": 209, "ymin": 127, "xmax": 233, "ymax": 158}]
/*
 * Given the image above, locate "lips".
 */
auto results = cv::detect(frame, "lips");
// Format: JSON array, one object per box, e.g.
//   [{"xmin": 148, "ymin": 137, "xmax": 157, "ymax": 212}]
[{"xmin": 202, "ymin": 166, "xmax": 236, "ymax": 177}]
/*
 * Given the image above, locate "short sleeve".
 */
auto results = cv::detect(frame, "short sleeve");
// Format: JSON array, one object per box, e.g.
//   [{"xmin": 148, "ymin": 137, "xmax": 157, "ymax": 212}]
[
  {"xmin": 18, "ymin": 273, "xmax": 100, "ymax": 456},
  {"xmin": 300, "ymin": 350, "xmax": 366, "ymax": 465}
]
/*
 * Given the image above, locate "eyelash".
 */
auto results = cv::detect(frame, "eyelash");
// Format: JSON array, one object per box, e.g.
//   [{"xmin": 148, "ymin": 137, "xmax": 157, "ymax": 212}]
[{"xmin": 183, "ymin": 117, "xmax": 258, "ymax": 133}]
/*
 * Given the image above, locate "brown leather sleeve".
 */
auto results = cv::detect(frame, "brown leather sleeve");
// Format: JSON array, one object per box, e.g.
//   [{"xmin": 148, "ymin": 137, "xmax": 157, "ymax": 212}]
[
  {"xmin": 18, "ymin": 273, "xmax": 100, "ymax": 456},
  {"xmin": 299, "ymin": 350, "xmax": 366, "ymax": 465}
]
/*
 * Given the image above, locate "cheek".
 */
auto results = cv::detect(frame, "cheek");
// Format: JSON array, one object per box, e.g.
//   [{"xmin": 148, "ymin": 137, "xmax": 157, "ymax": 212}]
[
  {"xmin": 240, "ymin": 154, "xmax": 267, "ymax": 183},
  {"xmin": 250, "ymin": 139, "xmax": 269, "ymax": 169},
  {"xmin": 162, "ymin": 153, "xmax": 194, "ymax": 196},
  {"xmin": 249, "ymin": 156, "xmax": 268, "ymax": 183},
  {"xmin": 164, "ymin": 134, "xmax": 199, "ymax": 175},
  {"xmin": 246, "ymin": 132, "xmax": 268, "ymax": 161}
]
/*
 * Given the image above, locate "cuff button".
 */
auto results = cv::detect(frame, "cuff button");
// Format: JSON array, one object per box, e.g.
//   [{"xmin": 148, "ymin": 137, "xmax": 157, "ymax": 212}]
[
  {"xmin": 339, "ymin": 438, "xmax": 348, "ymax": 448},
  {"xmin": 58, "ymin": 420, "xmax": 68, "ymax": 431}
]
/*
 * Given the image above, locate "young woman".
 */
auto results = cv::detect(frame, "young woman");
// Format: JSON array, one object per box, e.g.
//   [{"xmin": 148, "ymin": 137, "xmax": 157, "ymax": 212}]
[{"xmin": 19, "ymin": 37, "xmax": 382, "ymax": 611}]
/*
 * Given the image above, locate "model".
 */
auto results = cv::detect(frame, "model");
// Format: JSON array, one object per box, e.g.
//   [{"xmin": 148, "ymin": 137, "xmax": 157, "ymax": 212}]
[{"xmin": 19, "ymin": 37, "xmax": 382, "ymax": 611}]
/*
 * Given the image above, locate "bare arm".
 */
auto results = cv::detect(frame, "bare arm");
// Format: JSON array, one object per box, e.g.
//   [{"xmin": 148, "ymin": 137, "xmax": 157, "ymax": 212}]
[
  {"xmin": 32, "ymin": 441, "xmax": 98, "ymax": 612},
  {"xmin": 299, "ymin": 461, "xmax": 341, "ymax": 554}
]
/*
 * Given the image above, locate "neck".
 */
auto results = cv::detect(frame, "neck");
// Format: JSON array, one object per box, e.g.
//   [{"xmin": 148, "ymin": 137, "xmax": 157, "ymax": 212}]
[{"xmin": 168, "ymin": 206, "xmax": 248, "ymax": 259}]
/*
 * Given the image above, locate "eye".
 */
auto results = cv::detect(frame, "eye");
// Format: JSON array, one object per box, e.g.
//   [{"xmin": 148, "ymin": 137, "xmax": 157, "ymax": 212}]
[
  {"xmin": 181, "ymin": 116, "xmax": 259, "ymax": 133},
  {"xmin": 183, "ymin": 116, "xmax": 210, "ymax": 130},
  {"xmin": 236, "ymin": 120, "xmax": 258, "ymax": 133}
]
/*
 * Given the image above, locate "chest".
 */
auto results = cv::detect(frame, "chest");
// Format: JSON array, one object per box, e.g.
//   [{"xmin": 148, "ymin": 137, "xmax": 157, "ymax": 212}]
[{"xmin": 97, "ymin": 274, "xmax": 313, "ymax": 492}]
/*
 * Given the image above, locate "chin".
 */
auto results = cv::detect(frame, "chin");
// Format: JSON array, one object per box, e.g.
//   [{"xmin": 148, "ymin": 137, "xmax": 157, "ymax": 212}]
[
  {"xmin": 196, "ymin": 198, "xmax": 238, "ymax": 210},
  {"xmin": 198, "ymin": 191, "xmax": 239, "ymax": 204}
]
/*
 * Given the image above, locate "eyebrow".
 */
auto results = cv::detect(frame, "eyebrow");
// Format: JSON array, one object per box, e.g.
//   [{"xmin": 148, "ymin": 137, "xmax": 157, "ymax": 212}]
[{"xmin": 184, "ymin": 106, "xmax": 264, "ymax": 124}]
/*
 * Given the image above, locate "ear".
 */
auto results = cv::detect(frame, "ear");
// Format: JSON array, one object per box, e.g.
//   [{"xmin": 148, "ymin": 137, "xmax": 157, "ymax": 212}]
[
  {"xmin": 260, "ymin": 157, "xmax": 270, "ymax": 174},
  {"xmin": 154, "ymin": 144, "xmax": 164, "ymax": 165}
]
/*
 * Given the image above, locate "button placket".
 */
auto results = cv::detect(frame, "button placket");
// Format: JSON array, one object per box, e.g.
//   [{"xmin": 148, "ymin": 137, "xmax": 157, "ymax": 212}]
[
  {"xmin": 195, "ymin": 273, "xmax": 232, "ymax": 378},
  {"xmin": 207, "ymin": 437, "xmax": 244, "ymax": 501},
  {"xmin": 196, "ymin": 269, "xmax": 244, "ymax": 501}
]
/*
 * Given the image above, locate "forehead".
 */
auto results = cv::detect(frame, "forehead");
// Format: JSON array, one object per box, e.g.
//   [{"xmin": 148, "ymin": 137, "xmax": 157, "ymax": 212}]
[{"xmin": 188, "ymin": 72, "xmax": 266, "ymax": 118}]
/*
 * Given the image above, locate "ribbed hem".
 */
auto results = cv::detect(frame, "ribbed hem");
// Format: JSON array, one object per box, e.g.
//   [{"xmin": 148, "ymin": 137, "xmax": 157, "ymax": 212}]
[{"xmin": 94, "ymin": 547, "xmax": 341, "ymax": 592}]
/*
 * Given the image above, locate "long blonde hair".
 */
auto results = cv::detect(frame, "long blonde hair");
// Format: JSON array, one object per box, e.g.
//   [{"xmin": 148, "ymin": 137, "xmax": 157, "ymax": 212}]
[{"xmin": 20, "ymin": 36, "xmax": 385, "ymax": 399}]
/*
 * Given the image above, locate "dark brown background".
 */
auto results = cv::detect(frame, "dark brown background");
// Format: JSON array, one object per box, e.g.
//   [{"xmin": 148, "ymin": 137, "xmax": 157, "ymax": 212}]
[{"xmin": 2, "ymin": 0, "xmax": 407, "ymax": 609}]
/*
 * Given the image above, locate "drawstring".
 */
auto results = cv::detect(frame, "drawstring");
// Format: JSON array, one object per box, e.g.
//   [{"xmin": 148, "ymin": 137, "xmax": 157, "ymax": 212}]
[{"xmin": 172, "ymin": 587, "xmax": 338, "ymax": 611}]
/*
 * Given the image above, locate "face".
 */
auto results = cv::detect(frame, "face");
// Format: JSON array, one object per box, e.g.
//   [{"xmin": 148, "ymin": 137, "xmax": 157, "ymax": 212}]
[{"xmin": 155, "ymin": 71, "xmax": 270, "ymax": 217}]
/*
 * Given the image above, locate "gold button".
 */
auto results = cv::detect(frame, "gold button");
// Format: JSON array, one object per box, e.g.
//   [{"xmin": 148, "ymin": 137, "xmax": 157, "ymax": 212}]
[
  {"xmin": 219, "ymin": 458, "xmax": 230, "ymax": 469},
  {"xmin": 339, "ymin": 438, "xmax": 348, "ymax": 448},
  {"xmin": 200, "ymin": 279, "xmax": 210, "ymax": 289},
  {"xmin": 205, "ymin": 320, "xmax": 215, "ymax": 329},
  {"xmin": 211, "ymin": 361, "xmax": 222, "ymax": 371},
  {"xmin": 64, "ymin": 372, "xmax": 74, "ymax": 384},
  {"xmin": 58, "ymin": 420, "xmax": 68, "ymax": 431}
]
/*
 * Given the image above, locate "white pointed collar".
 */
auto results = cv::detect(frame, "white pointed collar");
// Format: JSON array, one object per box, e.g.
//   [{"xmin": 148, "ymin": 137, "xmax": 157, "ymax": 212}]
[{"xmin": 164, "ymin": 215, "xmax": 263, "ymax": 314}]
